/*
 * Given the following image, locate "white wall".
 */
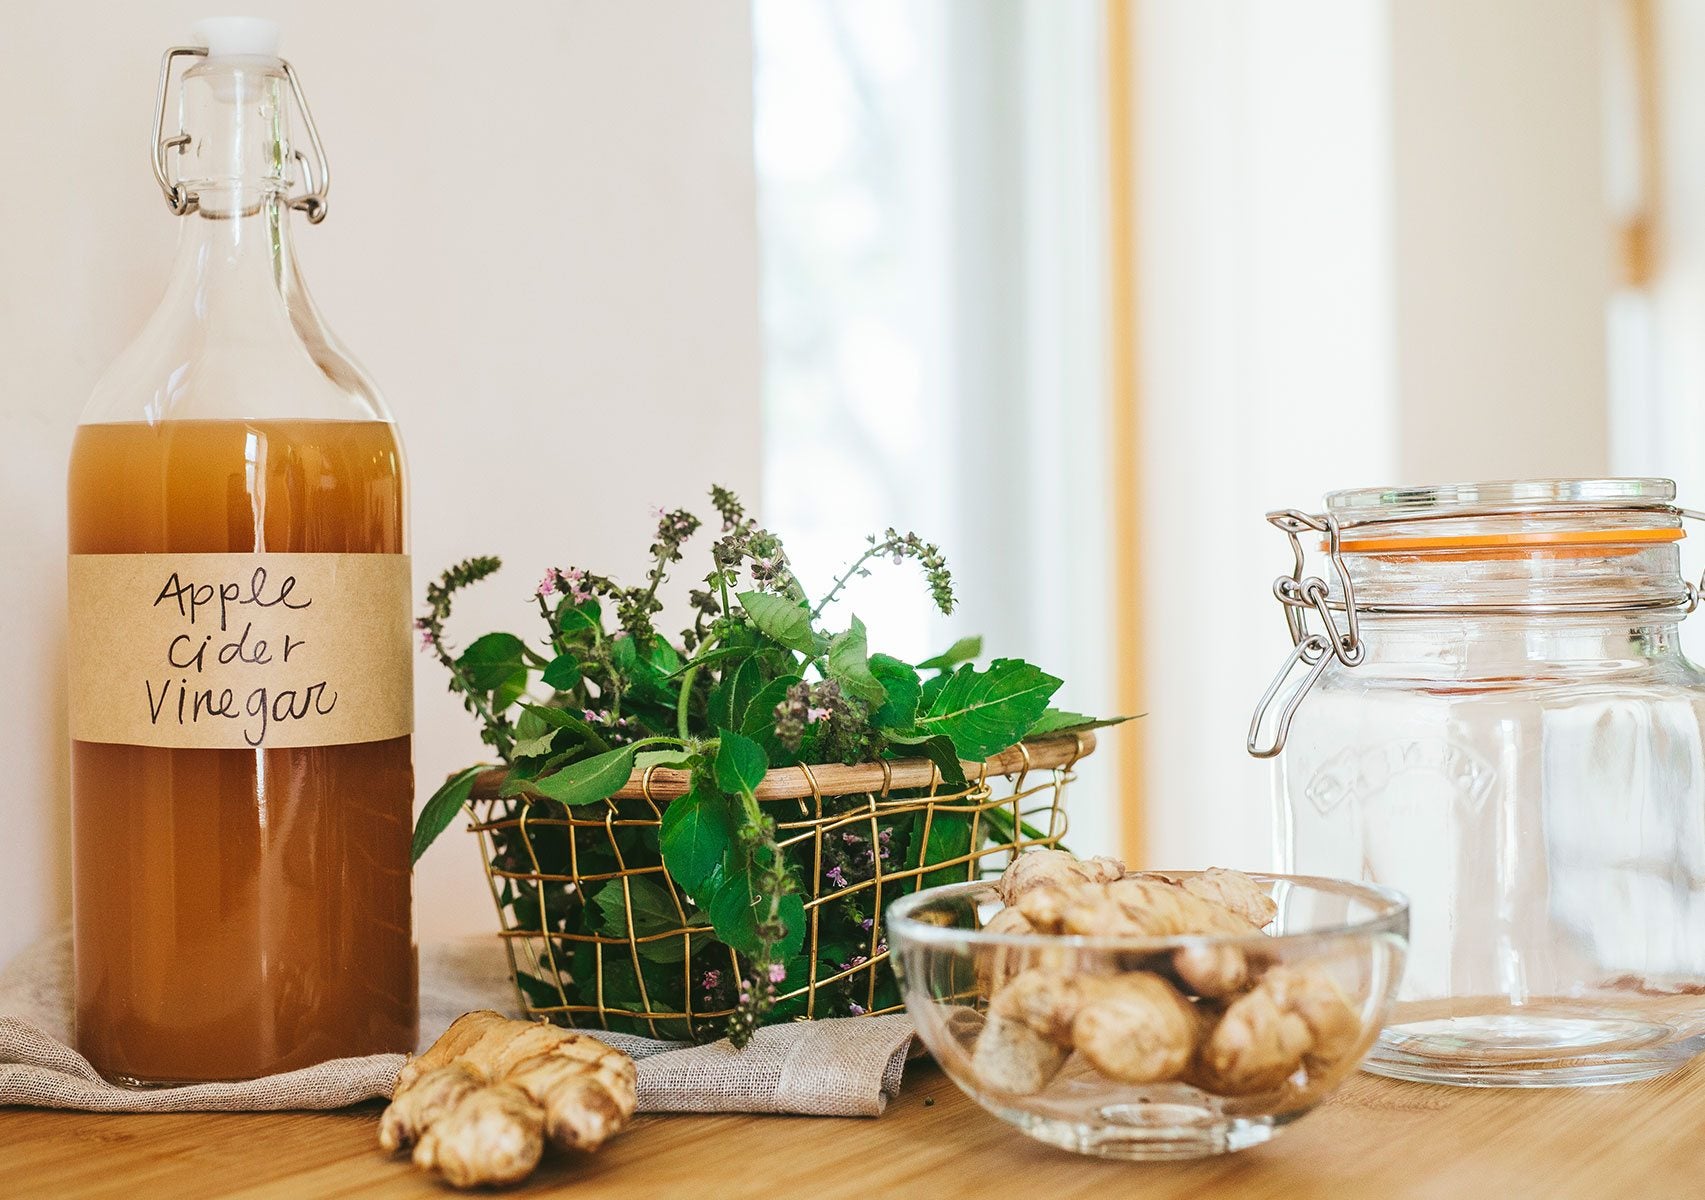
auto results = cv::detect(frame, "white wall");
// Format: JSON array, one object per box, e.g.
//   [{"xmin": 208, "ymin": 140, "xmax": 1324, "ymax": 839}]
[
  {"xmin": 1389, "ymin": 0, "xmax": 1610, "ymax": 479},
  {"xmin": 0, "ymin": 1, "xmax": 762, "ymax": 965},
  {"xmin": 1134, "ymin": 0, "xmax": 1611, "ymax": 872}
]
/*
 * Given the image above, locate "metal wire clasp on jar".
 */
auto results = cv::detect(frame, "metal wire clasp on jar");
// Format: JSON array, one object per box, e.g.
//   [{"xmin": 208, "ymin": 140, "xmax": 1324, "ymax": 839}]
[{"xmin": 1247, "ymin": 478, "xmax": 1705, "ymax": 1088}]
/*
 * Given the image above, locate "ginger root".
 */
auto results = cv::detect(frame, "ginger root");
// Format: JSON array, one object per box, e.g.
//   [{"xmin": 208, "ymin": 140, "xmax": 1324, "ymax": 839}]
[
  {"xmin": 1070, "ymin": 973, "xmax": 1203, "ymax": 1084},
  {"xmin": 976, "ymin": 853, "xmax": 1359, "ymax": 1100},
  {"xmin": 379, "ymin": 1010, "xmax": 637, "ymax": 1188},
  {"xmin": 1188, "ymin": 965, "xmax": 1361, "ymax": 1095},
  {"xmin": 972, "ymin": 968, "xmax": 1200, "ymax": 1093},
  {"xmin": 995, "ymin": 847, "xmax": 1125, "ymax": 906},
  {"xmin": 1016, "ymin": 876, "xmax": 1258, "ymax": 939},
  {"xmin": 1176, "ymin": 867, "xmax": 1279, "ymax": 929},
  {"xmin": 969, "ymin": 1012, "xmax": 1069, "ymax": 1095},
  {"xmin": 976, "ymin": 904, "xmax": 1043, "ymax": 996}
]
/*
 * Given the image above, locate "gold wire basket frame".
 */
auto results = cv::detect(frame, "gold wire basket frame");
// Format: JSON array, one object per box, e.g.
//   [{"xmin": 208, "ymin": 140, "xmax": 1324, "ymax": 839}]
[{"xmin": 464, "ymin": 732, "xmax": 1095, "ymax": 1039}]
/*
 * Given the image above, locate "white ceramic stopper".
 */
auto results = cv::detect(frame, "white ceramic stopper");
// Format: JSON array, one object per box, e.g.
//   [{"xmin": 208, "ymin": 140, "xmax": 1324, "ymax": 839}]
[{"xmin": 191, "ymin": 16, "xmax": 282, "ymax": 59}]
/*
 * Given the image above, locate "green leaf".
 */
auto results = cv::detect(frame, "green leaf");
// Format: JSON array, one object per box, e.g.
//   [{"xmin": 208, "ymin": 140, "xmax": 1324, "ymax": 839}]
[
  {"xmin": 528, "ymin": 744, "xmax": 637, "ymax": 806},
  {"xmin": 593, "ymin": 875, "xmax": 694, "ymax": 963},
  {"xmin": 412, "ymin": 765, "xmax": 486, "ymax": 864},
  {"xmin": 634, "ymin": 748, "xmax": 695, "ymax": 772},
  {"xmin": 920, "ymin": 670, "xmax": 951, "ymax": 713},
  {"xmin": 908, "ymin": 808, "xmax": 974, "ymax": 892},
  {"xmin": 508, "ymin": 706, "xmax": 557, "ymax": 758},
  {"xmin": 611, "ymin": 634, "xmax": 639, "ymax": 673},
  {"xmin": 738, "ymin": 674, "xmax": 805, "ymax": 765},
  {"xmin": 648, "ymin": 639, "xmax": 684, "ymax": 674},
  {"xmin": 541, "ymin": 653, "xmax": 582, "ymax": 690},
  {"xmin": 826, "ymin": 616, "xmax": 887, "ymax": 705},
  {"xmin": 1025, "ymin": 709, "xmax": 1133, "ymax": 737},
  {"xmin": 709, "ymin": 870, "xmax": 806, "ymax": 958},
  {"xmin": 458, "ymin": 632, "xmax": 528, "ymax": 690},
  {"xmin": 917, "ymin": 659, "xmax": 1062, "ymax": 761},
  {"xmin": 982, "ymin": 804, "xmax": 1059, "ymax": 849},
  {"xmin": 493, "ymin": 670, "xmax": 529, "ymax": 712},
  {"xmin": 660, "ymin": 785, "xmax": 735, "ymax": 893},
  {"xmin": 740, "ymin": 675, "xmax": 801, "ymax": 734},
  {"xmin": 708, "ymin": 655, "xmax": 763, "ymax": 734},
  {"xmin": 917, "ymin": 635, "xmax": 983, "ymax": 672},
  {"xmin": 737, "ymin": 591, "xmax": 828, "ymax": 656},
  {"xmin": 774, "ymin": 893, "xmax": 807, "ymax": 958},
  {"xmin": 661, "ymin": 644, "xmax": 752, "ymax": 679},
  {"xmin": 593, "ymin": 873, "xmax": 684, "ymax": 935},
  {"xmin": 515, "ymin": 971, "xmax": 566, "ymax": 1009},
  {"xmin": 885, "ymin": 731, "xmax": 969, "ymax": 791},
  {"xmin": 868, "ymin": 654, "xmax": 921, "ymax": 729},
  {"xmin": 708, "ymin": 872, "xmax": 764, "ymax": 956},
  {"xmin": 558, "ymin": 603, "xmax": 601, "ymax": 637},
  {"xmin": 715, "ymin": 728, "xmax": 768, "ymax": 795},
  {"xmin": 510, "ymin": 732, "xmax": 556, "ymax": 759},
  {"xmin": 518, "ymin": 703, "xmax": 610, "ymax": 753}
]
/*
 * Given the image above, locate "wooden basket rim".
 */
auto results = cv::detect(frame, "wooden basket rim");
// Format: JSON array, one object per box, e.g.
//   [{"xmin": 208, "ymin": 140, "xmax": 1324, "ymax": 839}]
[{"xmin": 466, "ymin": 730, "xmax": 1097, "ymax": 804}]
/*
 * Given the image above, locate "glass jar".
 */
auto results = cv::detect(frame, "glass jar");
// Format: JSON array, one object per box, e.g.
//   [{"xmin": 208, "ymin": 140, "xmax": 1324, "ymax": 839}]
[{"xmin": 1249, "ymin": 479, "xmax": 1705, "ymax": 1087}]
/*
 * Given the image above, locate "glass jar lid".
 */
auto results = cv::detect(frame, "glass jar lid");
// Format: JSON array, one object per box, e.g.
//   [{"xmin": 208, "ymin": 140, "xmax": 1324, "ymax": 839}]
[
  {"xmin": 1323, "ymin": 478, "xmax": 1684, "ymax": 558},
  {"xmin": 1248, "ymin": 478, "xmax": 1702, "ymax": 758}
]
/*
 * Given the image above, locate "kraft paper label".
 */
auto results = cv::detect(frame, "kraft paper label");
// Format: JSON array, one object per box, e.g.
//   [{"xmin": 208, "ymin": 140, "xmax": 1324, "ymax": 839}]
[{"xmin": 68, "ymin": 553, "xmax": 414, "ymax": 750}]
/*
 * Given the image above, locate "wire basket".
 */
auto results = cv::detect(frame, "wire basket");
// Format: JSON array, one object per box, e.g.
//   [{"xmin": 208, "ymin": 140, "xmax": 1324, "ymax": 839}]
[{"xmin": 463, "ymin": 732, "xmax": 1094, "ymax": 1042}]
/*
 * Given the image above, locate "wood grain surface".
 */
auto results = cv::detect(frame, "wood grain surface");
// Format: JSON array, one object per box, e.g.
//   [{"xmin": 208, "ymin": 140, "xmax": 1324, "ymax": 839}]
[{"xmin": 3, "ymin": 1057, "xmax": 1701, "ymax": 1200}]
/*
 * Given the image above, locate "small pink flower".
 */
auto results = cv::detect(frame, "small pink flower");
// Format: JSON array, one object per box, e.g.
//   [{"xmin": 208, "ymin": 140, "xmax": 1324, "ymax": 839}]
[
  {"xmin": 807, "ymin": 706, "xmax": 832, "ymax": 723},
  {"xmin": 700, "ymin": 970, "xmax": 721, "ymax": 991},
  {"xmin": 418, "ymin": 627, "xmax": 437, "ymax": 649},
  {"xmin": 826, "ymin": 866, "xmax": 847, "ymax": 888},
  {"xmin": 537, "ymin": 570, "xmax": 558, "ymax": 597},
  {"xmin": 849, "ymin": 1002, "xmax": 866, "ymax": 1015},
  {"xmin": 767, "ymin": 962, "xmax": 787, "ymax": 984}
]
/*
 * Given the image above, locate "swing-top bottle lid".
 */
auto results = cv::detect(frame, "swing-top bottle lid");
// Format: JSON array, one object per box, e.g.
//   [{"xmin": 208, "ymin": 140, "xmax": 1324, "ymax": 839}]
[{"xmin": 191, "ymin": 16, "xmax": 282, "ymax": 60}]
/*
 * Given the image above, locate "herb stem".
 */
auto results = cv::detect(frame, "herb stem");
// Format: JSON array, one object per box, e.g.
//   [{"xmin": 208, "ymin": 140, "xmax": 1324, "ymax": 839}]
[
  {"xmin": 536, "ymin": 592, "xmax": 569, "ymax": 658},
  {"xmin": 811, "ymin": 544, "xmax": 888, "ymax": 621},
  {"xmin": 676, "ymin": 633, "xmax": 723, "ymax": 740}
]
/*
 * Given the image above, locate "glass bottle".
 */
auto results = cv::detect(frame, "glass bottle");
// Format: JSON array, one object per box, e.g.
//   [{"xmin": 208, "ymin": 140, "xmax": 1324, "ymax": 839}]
[
  {"xmin": 1250, "ymin": 479, "xmax": 1705, "ymax": 1087},
  {"xmin": 65, "ymin": 20, "xmax": 417, "ymax": 1084}
]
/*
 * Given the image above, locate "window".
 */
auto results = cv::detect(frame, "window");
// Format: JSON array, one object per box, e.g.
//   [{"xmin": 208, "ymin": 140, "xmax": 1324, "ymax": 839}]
[{"xmin": 752, "ymin": 0, "xmax": 1118, "ymax": 851}]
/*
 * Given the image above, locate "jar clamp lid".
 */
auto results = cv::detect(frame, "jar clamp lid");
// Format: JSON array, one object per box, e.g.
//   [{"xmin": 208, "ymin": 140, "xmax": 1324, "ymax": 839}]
[
  {"xmin": 1247, "ymin": 478, "xmax": 1705, "ymax": 758},
  {"xmin": 151, "ymin": 27, "xmax": 332, "ymax": 222}
]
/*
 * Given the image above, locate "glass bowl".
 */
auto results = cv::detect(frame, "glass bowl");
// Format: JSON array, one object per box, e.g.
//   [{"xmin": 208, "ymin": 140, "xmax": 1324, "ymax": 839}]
[{"xmin": 887, "ymin": 872, "xmax": 1409, "ymax": 1160}]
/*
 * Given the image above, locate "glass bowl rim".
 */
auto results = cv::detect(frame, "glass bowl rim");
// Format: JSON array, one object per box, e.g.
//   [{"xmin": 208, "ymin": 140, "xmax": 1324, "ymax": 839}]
[{"xmin": 885, "ymin": 871, "xmax": 1409, "ymax": 955}]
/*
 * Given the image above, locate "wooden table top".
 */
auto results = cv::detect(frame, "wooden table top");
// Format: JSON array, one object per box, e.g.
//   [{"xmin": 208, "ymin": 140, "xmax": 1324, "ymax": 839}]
[{"xmin": 5, "ymin": 1056, "xmax": 1703, "ymax": 1200}]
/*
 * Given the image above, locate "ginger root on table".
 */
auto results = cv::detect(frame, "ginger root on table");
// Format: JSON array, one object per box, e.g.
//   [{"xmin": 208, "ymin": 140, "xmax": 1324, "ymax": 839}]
[
  {"xmin": 379, "ymin": 1010, "xmax": 637, "ymax": 1189},
  {"xmin": 974, "ymin": 852, "xmax": 1355, "ymax": 1099}
]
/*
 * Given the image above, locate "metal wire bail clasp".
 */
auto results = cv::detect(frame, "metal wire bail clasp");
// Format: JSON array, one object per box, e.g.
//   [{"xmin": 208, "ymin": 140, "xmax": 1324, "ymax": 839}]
[
  {"xmin": 1247, "ymin": 509, "xmax": 1366, "ymax": 759},
  {"xmin": 151, "ymin": 44, "xmax": 333, "ymax": 223}
]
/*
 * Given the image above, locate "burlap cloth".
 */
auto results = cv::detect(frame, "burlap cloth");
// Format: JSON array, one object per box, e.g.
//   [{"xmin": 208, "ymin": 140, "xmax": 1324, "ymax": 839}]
[{"xmin": 0, "ymin": 929, "xmax": 916, "ymax": 1117}]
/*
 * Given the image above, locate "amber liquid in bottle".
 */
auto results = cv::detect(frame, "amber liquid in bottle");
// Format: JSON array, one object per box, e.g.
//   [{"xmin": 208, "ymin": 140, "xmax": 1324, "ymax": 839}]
[{"xmin": 69, "ymin": 419, "xmax": 417, "ymax": 1083}]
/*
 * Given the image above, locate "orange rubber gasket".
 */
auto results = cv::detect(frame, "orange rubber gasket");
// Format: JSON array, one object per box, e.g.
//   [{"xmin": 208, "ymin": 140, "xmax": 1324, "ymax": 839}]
[{"xmin": 1334, "ymin": 527, "xmax": 1685, "ymax": 554}]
